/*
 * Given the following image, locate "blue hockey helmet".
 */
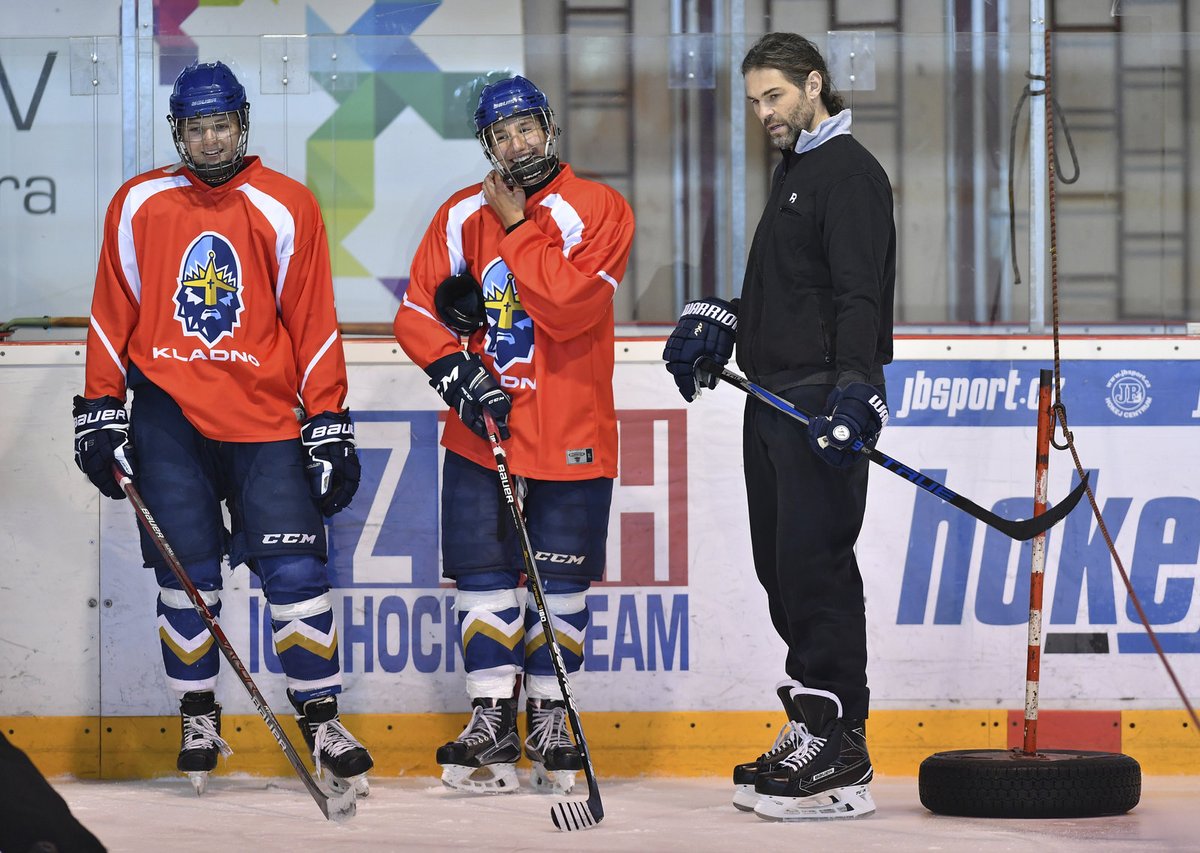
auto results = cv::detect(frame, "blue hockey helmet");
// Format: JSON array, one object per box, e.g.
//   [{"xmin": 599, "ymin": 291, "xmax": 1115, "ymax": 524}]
[
  {"xmin": 170, "ymin": 60, "xmax": 247, "ymax": 118},
  {"xmin": 168, "ymin": 61, "xmax": 250, "ymax": 185},
  {"xmin": 473, "ymin": 75, "xmax": 560, "ymax": 187}
]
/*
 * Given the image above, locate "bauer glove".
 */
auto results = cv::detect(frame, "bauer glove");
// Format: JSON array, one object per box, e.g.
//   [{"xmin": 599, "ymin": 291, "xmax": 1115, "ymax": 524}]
[
  {"xmin": 663, "ymin": 297, "xmax": 737, "ymax": 401},
  {"xmin": 72, "ymin": 395, "xmax": 136, "ymax": 499},
  {"xmin": 807, "ymin": 382, "xmax": 888, "ymax": 468},
  {"xmin": 300, "ymin": 410, "xmax": 361, "ymax": 516}
]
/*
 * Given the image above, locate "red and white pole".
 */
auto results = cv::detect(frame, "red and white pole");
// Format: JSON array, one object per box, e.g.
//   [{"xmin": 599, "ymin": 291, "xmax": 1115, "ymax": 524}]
[{"xmin": 1022, "ymin": 368, "xmax": 1054, "ymax": 755}]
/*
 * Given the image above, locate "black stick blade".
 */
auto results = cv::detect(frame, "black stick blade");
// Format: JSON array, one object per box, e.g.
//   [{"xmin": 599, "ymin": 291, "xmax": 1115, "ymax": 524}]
[
  {"xmin": 991, "ymin": 473, "xmax": 1090, "ymax": 541},
  {"xmin": 551, "ymin": 799, "xmax": 601, "ymax": 831}
]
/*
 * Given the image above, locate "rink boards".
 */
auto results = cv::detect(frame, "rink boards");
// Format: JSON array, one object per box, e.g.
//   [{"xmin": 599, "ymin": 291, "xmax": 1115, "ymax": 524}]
[{"xmin": 2, "ymin": 336, "xmax": 1198, "ymax": 777}]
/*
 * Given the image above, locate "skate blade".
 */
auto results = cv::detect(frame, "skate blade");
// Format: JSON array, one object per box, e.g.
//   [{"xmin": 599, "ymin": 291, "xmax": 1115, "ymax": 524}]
[
  {"xmin": 185, "ymin": 771, "xmax": 209, "ymax": 795},
  {"xmin": 731, "ymin": 784, "xmax": 760, "ymax": 812},
  {"xmin": 440, "ymin": 763, "xmax": 519, "ymax": 793},
  {"xmin": 326, "ymin": 773, "xmax": 370, "ymax": 798},
  {"xmin": 754, "ymin": 785, "xmax": 876, "ymax": 821},
  {"xmin": 530, "ymin": 763, "xmax": 577, "ymax": 796}
]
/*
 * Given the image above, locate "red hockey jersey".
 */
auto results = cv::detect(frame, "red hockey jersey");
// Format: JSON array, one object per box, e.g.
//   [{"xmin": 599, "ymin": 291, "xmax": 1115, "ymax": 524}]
[
  {"xmin": 393, "ymin": 164, "xmax": 635, "ymax": 479},
  {"xmin": 84, "ymin": 157, "xmax": 349, "ymax": 441}
]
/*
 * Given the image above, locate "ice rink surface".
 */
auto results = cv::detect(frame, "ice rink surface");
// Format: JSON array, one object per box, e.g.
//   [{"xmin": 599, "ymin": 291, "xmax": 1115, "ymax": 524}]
[{"xmin": 54, "ymin": 774, "xmax": 1199, "ymax": 852}]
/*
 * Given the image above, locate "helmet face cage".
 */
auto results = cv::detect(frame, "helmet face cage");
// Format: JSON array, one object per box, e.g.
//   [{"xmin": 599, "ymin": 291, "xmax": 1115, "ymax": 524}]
[
  {"xmin": 477, "ymin": 107, "xmax": 560, "ymax": 187},
  {"xmin": 473, "ymin": 76, "xmax": 560, "ymax": 187},
  {"xmin": 168, "ymin": 61, "xmax": 250, "ymax": 185},
  {"xmin": 170, "ymin": 107, "xmax": 250, "ymax": 185}
]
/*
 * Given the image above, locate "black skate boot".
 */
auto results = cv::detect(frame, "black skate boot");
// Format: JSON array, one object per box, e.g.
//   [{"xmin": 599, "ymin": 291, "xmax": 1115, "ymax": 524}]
[
  {"xmin": 177, "ymin": 690, "xmax": 232, "ymax": 795},
  {"xmin": 436, "ymin": 697, "xmax": 521, "ymax": 793},
  {"xmin": 752, "ymin": 686, "xmax": 875, "ymax": 821},
  {"xmin": 291, "ymin": 693, "xmax": 374, "ymax": 796},
  {"xmin": 731, "ymin": 681, "xmax": 810, "ymax": 811},
  {"xmin": 525, "ymin": 698, "xmax": 583, "ymax": 795}
]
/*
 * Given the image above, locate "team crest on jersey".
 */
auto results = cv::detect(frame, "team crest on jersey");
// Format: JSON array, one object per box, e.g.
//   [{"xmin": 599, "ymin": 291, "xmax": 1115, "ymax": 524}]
[
  {"xmin": 480, "ymin": 257, "xmax": 534, "ymax": 372},
  {"xmin": 174, "ymin": 232, "xmax": 244, "ymax": 347}
]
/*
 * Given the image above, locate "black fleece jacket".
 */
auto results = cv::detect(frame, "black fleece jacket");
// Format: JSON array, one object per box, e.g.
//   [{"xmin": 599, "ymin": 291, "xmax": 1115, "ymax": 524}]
[{"xmin": 736, "ymin": 132, "xmax": 895, "ymax": 391}]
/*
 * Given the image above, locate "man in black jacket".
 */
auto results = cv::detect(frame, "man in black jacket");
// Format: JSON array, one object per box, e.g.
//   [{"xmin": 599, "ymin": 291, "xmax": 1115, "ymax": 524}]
[{"xmin": 664, "ymin": 31, "xmax": 895, "ymax": 821}]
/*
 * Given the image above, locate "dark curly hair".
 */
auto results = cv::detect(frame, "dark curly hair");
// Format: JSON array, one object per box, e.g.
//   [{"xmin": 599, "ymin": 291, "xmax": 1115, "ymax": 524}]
[{"xmin": 740, "ymin": 32, "xmax": 845, "ymax": 115}]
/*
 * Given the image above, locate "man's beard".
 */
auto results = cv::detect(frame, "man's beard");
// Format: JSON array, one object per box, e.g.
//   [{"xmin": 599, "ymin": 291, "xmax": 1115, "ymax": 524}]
[
  {"xmin": 770, "ymin": 101, "xmax": 813, "ymax": 150},
  {"xmin": 772, "ymin": 127, "xmax": 799, "ymax": 151}
]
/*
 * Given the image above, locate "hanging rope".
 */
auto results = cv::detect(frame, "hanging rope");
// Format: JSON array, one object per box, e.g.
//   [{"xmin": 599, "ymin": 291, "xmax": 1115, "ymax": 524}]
[
  {"xmin": 1040, "ymin": 29, "xmax": 1199, "ymax": 733},
  {"xmin": 1007, "ymin": 74, "xmax": 1079, "ymax": 287}
]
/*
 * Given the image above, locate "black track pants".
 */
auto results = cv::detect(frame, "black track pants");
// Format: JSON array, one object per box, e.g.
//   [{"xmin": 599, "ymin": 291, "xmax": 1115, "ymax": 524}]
[{"xmin": 742, "ymin": 383, "xmax": 875, "ymax": 720}]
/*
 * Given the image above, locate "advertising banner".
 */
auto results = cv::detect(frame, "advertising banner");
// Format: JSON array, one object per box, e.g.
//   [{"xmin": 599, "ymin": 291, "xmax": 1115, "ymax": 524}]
[
  {"xmin": 2, "ymin": 339, "xmax": 1196, "ymax": 718},
  {"xmin": 75, "ymin": 341, "xmax": 1200, "ymax": 717}
]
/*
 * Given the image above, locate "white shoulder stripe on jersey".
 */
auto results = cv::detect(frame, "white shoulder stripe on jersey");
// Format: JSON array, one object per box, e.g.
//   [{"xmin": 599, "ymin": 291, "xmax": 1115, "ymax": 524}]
[
  {"xmin": 538, "ymin": 193, "xmax": 584, "ymax": 257},
  {"xmin": 236, "ymin": 183, "xmax": 297, "ymax": 310},
  {"xmin": 299, "ymin": 329, "xmax": 339, "ymax": 398},
  {"xmin": 539, "ymin": 194, "xmax": 619, "ymax": 291},
  {"xmin": 445, "ymin": 192, "xmax": 486, "ymax": 273},
  {"xmin": 89, "ymin": 316, "xmax": 127, "ymax": 381},
  {"xmin": 117, "ymin": 175, "xmax": 191, "ymax": 302}
]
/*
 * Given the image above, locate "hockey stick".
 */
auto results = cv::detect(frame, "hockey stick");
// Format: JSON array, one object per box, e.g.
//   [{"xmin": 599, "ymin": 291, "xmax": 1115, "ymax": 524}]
[
  {"xmin": 713, "ymin": 367, "xmax": 1087, "ymax": 541},
  {"xmin": 111, "ymin": 465, "xmax": 356, "ymax": 822},
  {"xmin": 480, "ymin": 411, "xmax": 604, "ymax": 832}
]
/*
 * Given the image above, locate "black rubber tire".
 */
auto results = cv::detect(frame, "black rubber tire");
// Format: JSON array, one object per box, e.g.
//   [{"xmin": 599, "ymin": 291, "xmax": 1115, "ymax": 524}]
[{"xmin": 919, "ymin": 749, "xmax": 1141, "ymax": 818}]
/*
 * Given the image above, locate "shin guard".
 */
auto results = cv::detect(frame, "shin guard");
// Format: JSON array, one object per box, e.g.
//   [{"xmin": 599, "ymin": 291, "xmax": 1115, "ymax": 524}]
[
  {"xmin": 524, "ymin": 590, "xmax": 588, "ymax": 699},
  {"xmin": 270, "ymin": 592, "xmax": 342, "ymax": 698},
  {"xmin": 456, "ymin": 588, "xmax": 524, "ymax": 697},
  {"xmin": 157, "ymin": 586, "xmax": 221, "ymax": 694}
]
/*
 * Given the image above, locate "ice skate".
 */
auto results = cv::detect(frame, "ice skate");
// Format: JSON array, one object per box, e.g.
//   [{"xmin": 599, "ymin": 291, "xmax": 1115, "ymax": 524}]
[
  {"xmin": 176, "ymin": 691, "xmax": 232, "ymax": 795},
  {"xmin": 752, "ymin": 686, "xmax": 875, "ymax": 821},
  {"xmin": 292, "ymin": 694, "xmax": 374, "ymax": 797},
  {"xmin": 524, "ymin": 698, "xmax": 582, "ymax": 795},
  {"xmin": 731, "ymin": 681, "xmax": 809, "ymax": 811},
  {"xmin": 436, "ymin": 697, "xmax": 521, "ymax": 793}
]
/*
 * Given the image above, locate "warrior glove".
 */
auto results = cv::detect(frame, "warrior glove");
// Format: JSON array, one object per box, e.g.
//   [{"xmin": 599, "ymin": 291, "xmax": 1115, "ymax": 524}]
[
  {"xmin": 72, "ymin": 395, "xmax": 136, "ymax": 499},
  {"xmin": 663, "ymin": 297, "xmax": 738, "ymax": 402},
  {"xmin": 425, "ymin": 351, "xmax": 511, "ymax": 441},
  {"xmin": 300, "ymin": 410, "xmax": 361, "ymax": 516},
  {"xmin": 807, "ymin": 382, "xmax": 889, "ymax": 468}
]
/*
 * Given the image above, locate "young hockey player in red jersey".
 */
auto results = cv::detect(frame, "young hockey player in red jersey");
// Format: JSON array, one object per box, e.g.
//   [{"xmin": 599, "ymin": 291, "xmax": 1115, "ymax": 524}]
[
  {"xmin": 71, "ymin": 60, "xmax": 372, "ymax": 796},
  {"xmin": 393, "ymin": 75, "xmax": 634, "ymax": 795}
]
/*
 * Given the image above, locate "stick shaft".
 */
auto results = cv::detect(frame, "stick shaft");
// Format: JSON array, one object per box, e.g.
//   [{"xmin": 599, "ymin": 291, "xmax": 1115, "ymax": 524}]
[
  {"xmin": 480, "ymin": 412, "xmax": 604, "ymax": 827},
  {"xmin": 113, "ymin": 465, "xmax": 344, "ymax": 819},
  {"xmin": 715, "ymin": 367, "xmax": 1086, "ymax": 541}
]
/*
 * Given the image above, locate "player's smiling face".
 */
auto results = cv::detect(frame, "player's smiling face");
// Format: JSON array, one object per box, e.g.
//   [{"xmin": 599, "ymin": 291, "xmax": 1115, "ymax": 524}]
[
  {"xmin": 180, "ymin": 112, "xmax": 242, "ymax": 170},
  {"xmin": 486, "ymin": 114, "xmax": 549, "ymax": 173}
]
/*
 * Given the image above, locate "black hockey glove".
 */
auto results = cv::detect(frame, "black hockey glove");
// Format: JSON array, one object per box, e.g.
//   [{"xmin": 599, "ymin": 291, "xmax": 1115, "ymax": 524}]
[
  {"xmin": 425, "ymin": 351, "xmax": 511, "ymax": 440},
  {"xmin": 807, "ymin": 382, "xmax": 889, "ymax": 468},
  {"xmin": 434, "ymin": 273, "xmax": 485, "ymax": 336},
  {"xmin": 72, "ymin": 395, "xmax": 136, "ymax": 500},
  {"xmin": 663, "ymin": 297, "xmax": 738, "ymax": 402},
  {"xmin": 300, "ymin": 410, "xmax": 361, "ymax": 516}
]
